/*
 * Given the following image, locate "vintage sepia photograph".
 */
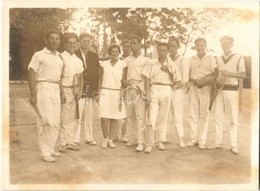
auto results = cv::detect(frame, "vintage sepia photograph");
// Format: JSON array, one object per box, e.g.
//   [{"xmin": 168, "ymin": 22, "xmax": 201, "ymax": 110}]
[{"xmin": 2, "ymin": 0, "xmax": 259, "ymax": 190}]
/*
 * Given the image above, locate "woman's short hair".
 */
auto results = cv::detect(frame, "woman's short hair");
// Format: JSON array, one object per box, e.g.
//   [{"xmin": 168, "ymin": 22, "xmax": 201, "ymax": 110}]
[{"xmin": 108, "ymin": 44, "xmax": 121, "ymax": 55}]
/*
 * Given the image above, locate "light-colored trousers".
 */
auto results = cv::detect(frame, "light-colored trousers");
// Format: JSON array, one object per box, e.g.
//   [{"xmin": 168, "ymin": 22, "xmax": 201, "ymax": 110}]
[
  {"xmin": 189, "ymin": 84, "xmax": 211, "ymax": 145},
  {"xmin": 36, "ymin": 82, "xmax": 60, "ymax": 158},
  {"xmin": 60, "ymin": 88, "xmax": 79, "ymax": 146},
  {"xmin": 125, "ymin": 97, "xmax": 146, "ymax": 144},
  {"xmin": 170, "ymin": 89, "xmax": 185, "ymax": 139},
  {"xmin": 149, "ymin": 85, "xmax": 172, "ymax": 145},
  {"xmin": 74, "ymin": 97, "xmax": 100, "ymax": 143},
  {"xmin": 213, "ymin": 90, "xmax": 239, "ymax": 147}
]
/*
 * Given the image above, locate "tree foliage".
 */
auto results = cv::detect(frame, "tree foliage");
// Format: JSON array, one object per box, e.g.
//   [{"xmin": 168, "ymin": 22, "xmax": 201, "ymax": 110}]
[{"xmin": 9, "ymin": 8, "xmax": 76, "ymax": 80}]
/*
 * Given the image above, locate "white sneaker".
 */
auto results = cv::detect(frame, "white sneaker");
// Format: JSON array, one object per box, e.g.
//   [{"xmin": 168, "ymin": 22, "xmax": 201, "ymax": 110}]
[
  {"xmin": 51, "ymin": 152, "xmax": 61, "ymax": 157},
  {"xmin": 158, "ymin": 142, "xmax": 165, "ymax": 151},
  {"xmin": 198, "ymin": 143, "xmax": 206, "ymax": 150},
  {"xmin": 108, "ymin": 140, "xmax": 116, "ymax": 148},
  {"xmin": 207, "ymin": 144, "xmax": 223, "ymax": 150},
  {"xmin": 136, "ymin": 143, "xmax": 144, "ymax": 152},
  {"xmin": 126, "ymin": 141, "xmax": 138, "ymax": 147},
  {"xmin": 231, "ymin": 146, "xmax": 239, "ymax": 154},
  {"xmin": 41, "ymin": 156, "xmax": 56, "ymax": 162},
  {"xmin": 144, "ymin": 146, "xmax": 153, "ymax": 153},
  {"xmin": 121, "ymin": 136, "xmax": 128, "ymax": 143},
  {"xmin": 102, "ymin": 139, "xmax": 108, "ymax": 148},
  {"xmin": 178, "ymin": 139, "xmax": 186, "ymax": 148},
  {"xmin": 187, "ymin": 140, "xmax": 198, "ymax": 147}
]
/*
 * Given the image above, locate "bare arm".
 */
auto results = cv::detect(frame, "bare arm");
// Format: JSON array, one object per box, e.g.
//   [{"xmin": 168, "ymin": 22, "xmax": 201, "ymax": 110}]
[
  {"xmin": 121, "ymin": 67, "xmax": 128, "ymax": 88},
  {"xmin": 28, "ymin": 68, "xmax": 37, "ymax": 106},
  {"xmin": 98, "ymin": 66, "xmax": 104, "ymax": 95},
  {"xmin": 220, "ymin": 70, "xmax": 246, "ymax": 79}
]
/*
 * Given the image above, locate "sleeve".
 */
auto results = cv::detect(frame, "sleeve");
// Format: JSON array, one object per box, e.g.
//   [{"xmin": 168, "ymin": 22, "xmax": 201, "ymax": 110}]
[
  {"xmin": 121, "ymin": 60, "xmax": 127, "ymax": 68},
  {"xmin": 100, "ymin": 60, "xmax": 106, "ymax": 68},
  {"xmin": 238, "ymin": 56, "xmax": 246, "ymax": 73},
  {"xmin": 28, "ymin": 52, "xmax": 40, "ymax": 72},
  {"xmin": 180, "ymin": 58, "xmax": 189, "ymax": 82},
  {"xmin": 210, "ymin": 56, "xmax": 217, "ymax": 72},
  {"xmin": 141, "ymin": 61, "xmax": 152, "ymax": 79},
  {"xmin": 169, "ymin": 62, "xmax": 181, "ymax": 82},
  {"xmin": 78, "ymin": 60, "xmax": 84, "ymax": 74}
]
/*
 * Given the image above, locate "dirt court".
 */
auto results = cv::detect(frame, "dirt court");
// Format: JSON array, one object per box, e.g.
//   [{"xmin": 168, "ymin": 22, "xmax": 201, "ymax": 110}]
[{"xmin": 8, "ymin": 82, "xmax": 253, "ymax": 185}]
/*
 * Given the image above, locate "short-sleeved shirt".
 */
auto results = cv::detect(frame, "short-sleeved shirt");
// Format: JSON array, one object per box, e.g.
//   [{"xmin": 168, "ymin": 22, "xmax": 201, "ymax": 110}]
[
  {"xmin": 216, "ymin": 53, "xmax": 245, "ymax": 85},
  {"xmin": 167, "ymin": 53, "xmax": 189, "ymax": 83},
  {"xmin": 125, "ymin": 54, "xmax": 151, "ymax": 83},
  {"xmin": 28, "ymin": 47, "xmax": 63, "ymax": 82},
  {"xmin": 100, "ymin": 59, "xmax": 127, "ymax": 89},
  {"xmin": 60, "ymin": 51, "xmax": 84, "ymax": 87},
  {"xmin": 142, "ymin": 58, "xmax": 180, "ymax": 85},
  {"xmin": 189, "ymin": 54, "xmax": 217, "ymax": 81}
]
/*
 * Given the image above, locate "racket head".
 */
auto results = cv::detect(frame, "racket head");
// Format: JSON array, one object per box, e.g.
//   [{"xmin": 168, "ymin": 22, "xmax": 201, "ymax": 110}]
[
  {"xmin": 73, "ymin": 73, "xmax": 81, "ymax": 96},
  {"xmin": 121, "ymin": 86, "xmax": 141, "ymax": 105}
]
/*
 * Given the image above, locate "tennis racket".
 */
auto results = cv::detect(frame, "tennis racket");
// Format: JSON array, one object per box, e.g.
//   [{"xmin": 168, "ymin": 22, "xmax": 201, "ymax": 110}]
[
  {"xmin": 209, "ymin": 72, "xmax": 225, "ymax": 110},
  {"xmin": 120, "ymin": 86, "xmax": 144, "ymax": 106},
  {"xmin": 73, "ymin": 73, "xmax": 81, "ymax": 119}
]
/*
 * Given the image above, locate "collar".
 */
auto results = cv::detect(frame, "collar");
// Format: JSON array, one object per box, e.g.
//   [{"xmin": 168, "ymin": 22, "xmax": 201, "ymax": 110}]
[
  {"xmin": 80, "ymin": 48, "xmax": 88, "ymax": 56},
  {"xmin": 222, "ymin": 52, "xmax": 234, "ymax": 59},
  {"xmin": 192, "ymin": 54, "xmax": 211, "ymax": 60},
  {"xmin": 62, "ymin": 51, "xmax": 76, "ymax": 57},
  {"xmin": 43, "ymin": 47, "xmax": 59, "ymax": 55}
]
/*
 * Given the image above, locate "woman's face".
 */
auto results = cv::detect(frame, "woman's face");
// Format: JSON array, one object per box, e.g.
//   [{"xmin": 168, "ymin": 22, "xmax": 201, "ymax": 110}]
[{"xmin": 110, "ymin": 47, "xmax": 120, "ymax": 60}]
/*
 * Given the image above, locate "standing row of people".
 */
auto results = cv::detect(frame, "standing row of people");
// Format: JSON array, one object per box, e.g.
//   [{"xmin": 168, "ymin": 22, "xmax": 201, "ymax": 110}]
[{"xmin": 28, "ymin": 30, "xmax": 246, "ymax": 162}]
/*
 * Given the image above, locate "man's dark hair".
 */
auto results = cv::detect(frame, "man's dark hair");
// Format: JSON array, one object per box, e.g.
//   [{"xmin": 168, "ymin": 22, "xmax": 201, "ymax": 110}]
[
  {"xmin": 45, "ymin": 30, "xmax": 61, "ymax": 39},
  {"xmin": 168, "ymin": 36, "xmax": 180, "ymax": 47},
  {"xmin": 194, "ymin": 38, "xmax": 207, "ymax": 45},
  {"xmin": 63, "ymin": 33, "xmax": 79, "ymax": 42},
  {"xmin": 79, "ymin": 33, "xmax": 92, "ymax": 41},
  {"xmin": 129, "ymin": 35, "xmax": 142, "ymax": 44},
  {"xmin": 157, "ymin": 42, "xmax": 169, "ymax": 50},
  {"xmin": 220, "ymin": 36, "xmax": 234, "ymax": 44}
]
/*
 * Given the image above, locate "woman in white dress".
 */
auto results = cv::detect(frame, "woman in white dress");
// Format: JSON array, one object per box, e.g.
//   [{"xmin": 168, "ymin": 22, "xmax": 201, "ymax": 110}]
[{"xmin": 98, "ymin": 45, "xmax": 127, "ymax": 148}]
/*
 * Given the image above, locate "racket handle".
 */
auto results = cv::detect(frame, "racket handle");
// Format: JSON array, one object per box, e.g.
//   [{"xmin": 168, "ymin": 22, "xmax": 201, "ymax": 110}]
[{"xmin": 76, "ymin": 99, "xmax": 80, "ymax": 119}]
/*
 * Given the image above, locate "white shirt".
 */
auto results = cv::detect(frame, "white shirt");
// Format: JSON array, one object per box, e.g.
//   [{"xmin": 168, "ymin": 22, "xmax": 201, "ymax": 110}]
[
  {"xmin": 216, "ymin": 53, "xmax": 245, "ymax": 85},
  {"xmin": 28, "ymin": 47, "xmax": 63, "ymax": 82},
  {"xmin": 189, "ymin": 54, "xmax": 217, "ymax": 81},
  {"xmin": 100, "ymin": 59, "xmax": 127, "ymax": 89},
  {"xmin": 142, "ymin": 58, "xmax": 180, "ymax": 85},
  {"xmin": 125, "ymin": 54, "xmax": 151, "ymax": 83},
  {"xmin": 61, "ymin": 51, "xmax": 84, "ymax": 86},
  {"xmin": 167, "ymin": 53, "xmax": 189, "ymax": 83}
]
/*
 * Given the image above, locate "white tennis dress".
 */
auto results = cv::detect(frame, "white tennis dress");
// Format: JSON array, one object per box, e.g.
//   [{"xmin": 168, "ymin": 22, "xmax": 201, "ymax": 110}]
[{"xmin": 99, "ymin": 59, "xmax": 126, "ymax": 119}]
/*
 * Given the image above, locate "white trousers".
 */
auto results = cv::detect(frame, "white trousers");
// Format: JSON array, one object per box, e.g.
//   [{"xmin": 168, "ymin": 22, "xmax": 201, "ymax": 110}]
[
  {"xmin": 170, "ymin": 89, "xmax": 185, "ymax": 139},
  {"xmin": 149, "ymin": 85, "xmax": 172, "ymax": 144},
  {"xmin": 189, "ymin": 85, "xmax": 211, "ymax": 145},
  {"xmin": 36, "ymin": 82, "xmax": 60, "ymax": 158},
  {"xmin": 213, "ymin": 90, "xmax": 239, "ymax": 147},
  {"xmin": 60, "ymin": 88, "xmax": 79, "ymax": 146},
  {"xmin": 125, "ymin": 96, "xmax": 146, "ymax": 144},
  {"xmin": 74, "ymin": 97, "xmax": 100, "ymax": 143}
]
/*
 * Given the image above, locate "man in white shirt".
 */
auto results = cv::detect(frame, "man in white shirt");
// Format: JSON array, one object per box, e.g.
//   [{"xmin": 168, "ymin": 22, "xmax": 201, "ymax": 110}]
[
  {"xmin": 208, "ymin": 36, "xmax": 246, "ymax": 154},
  {"xmin": 28, "ymin": 30, "xmax": 65, "ymax": 162},
  {"xmin": 142, "ymin": 42, "xmax": 180, "ymax": 153},
  {"xmin": 59, "ymin": 33, "xmax": 84, "ymax": 153},
  {"xmin": 167, "ymin": 36, "xmax": 189, "ymax": 148},
  {"xmin": 123, "ymin": 35, "xmax": 151, "ymax": 152},
  {"xmin": 187, "ymin": 38, "xmax": 217, "ymax": 149}
]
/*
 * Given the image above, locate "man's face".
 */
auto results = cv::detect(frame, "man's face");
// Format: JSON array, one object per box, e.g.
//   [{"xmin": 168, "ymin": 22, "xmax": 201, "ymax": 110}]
[
  {"xmin": 195, "ymin": 41, "xmax": 206, "ymax": 55},
  {"xmin": 122, "ymin": 42, "xmax": 131, "ymax": 54},
  {"xmin": 46, "ymin": 33, "xmax": 60, "ymax": 51},
  {"xmin": 80, "ymin": 36, "xmax": 91, "ymax": 50},
  {"xmin": 168, "ymin": 41, "xmax": 179, "ymax": 55},
  {"xmin": 221, "ymin": 39, "xmax": 233, "ymax": 53},
  {"xmin": 64, "ymin": 37, "xmax": 77, "ymax": 54},
  {"xmin": 130, "ymin": 39, "xmax": 141, "ymax": 53},
  {"xmin": 157, "ymin": 46, "xmax": 168, "ymax": 59}
]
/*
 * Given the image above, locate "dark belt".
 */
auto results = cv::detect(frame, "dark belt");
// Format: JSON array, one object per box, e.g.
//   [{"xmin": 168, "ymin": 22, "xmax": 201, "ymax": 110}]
[
  {"xmin": 152, "ymin": 83, "xmax": 172, "ymax": 86},
  {"xmin": 221, "ymin": 84, "xmax": 238, "ymax": 91},
  {"xmin": 101, "ymin": 87, "xmax": 121, "ymax": 91},
  {"xmin": 62, "ymin": 85, "xmax": 73, "ymax": 88}
]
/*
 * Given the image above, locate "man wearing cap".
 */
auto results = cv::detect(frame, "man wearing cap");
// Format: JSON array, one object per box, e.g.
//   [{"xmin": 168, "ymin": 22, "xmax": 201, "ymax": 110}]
[
  {"xmin": 142, "ymin": 42, "xmax": 180, "ymax": 153},
  {"xmin": 123, "ymin": 35, "xmax": 151, "ymax": 152},
  {"xmin": 59, "ymin": 33, "xmax": 84, "ymax": 153},
  {"xmin": 28, "ymin": 30, "xmax": 65, "ymax": 162},
  {"xmin": 187, "ymin": 38, "xmax": 217, "ymax": 149},
  {"xmin": 207, "ymin": 36, "xmax": 246, "ymax": 154},
  {"xmin": 167, "ymin": 36, "xmax": 189, "ymax": 148},
  {"xmin": 75, "ymin": 33, "xmax": 100, "ymax": 146}
]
